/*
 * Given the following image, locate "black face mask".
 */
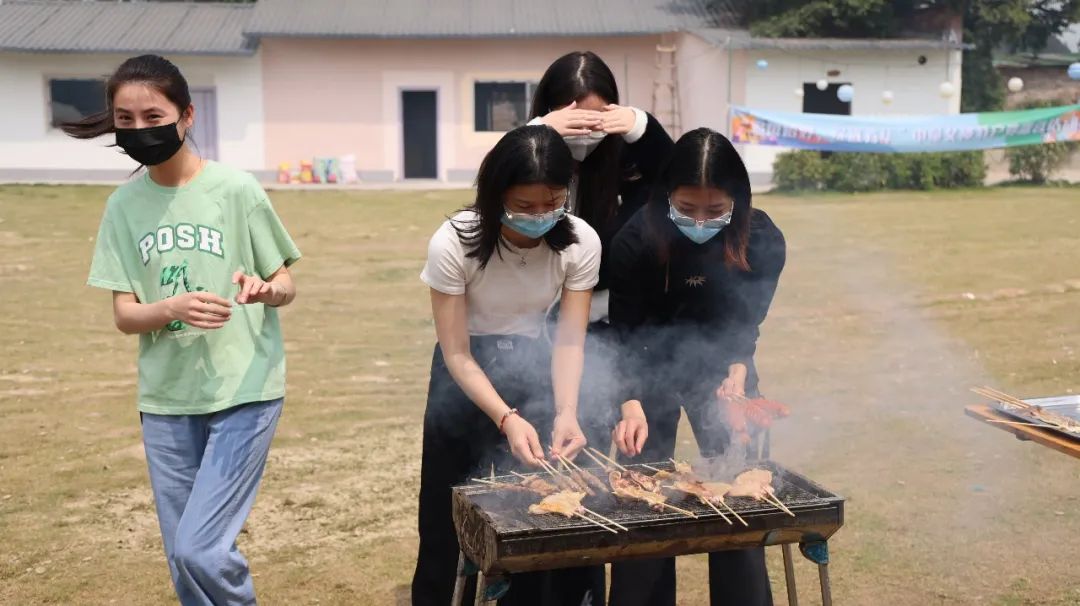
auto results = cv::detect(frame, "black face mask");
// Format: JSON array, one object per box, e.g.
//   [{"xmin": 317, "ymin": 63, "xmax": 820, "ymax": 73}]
[{"xmin": 114, "ymin": 122, "xmax": 185, "ymax": 166}]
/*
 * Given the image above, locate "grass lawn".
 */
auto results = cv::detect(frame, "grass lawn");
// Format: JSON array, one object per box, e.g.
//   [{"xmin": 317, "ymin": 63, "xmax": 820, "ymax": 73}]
[{"xmin": 1, "ymin": 184, "xmax": 1078, "ymax": 605}]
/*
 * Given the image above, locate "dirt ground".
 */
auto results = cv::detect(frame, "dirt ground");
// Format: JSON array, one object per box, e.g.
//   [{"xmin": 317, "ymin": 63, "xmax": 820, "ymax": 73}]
[{"xmin": 1, "ymin": 185, "xmax": 1078, "ymax": 605}]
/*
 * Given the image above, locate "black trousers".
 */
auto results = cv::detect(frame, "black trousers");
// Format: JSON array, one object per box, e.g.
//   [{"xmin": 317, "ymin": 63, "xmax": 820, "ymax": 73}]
[
  {"xmin": 608, "ymin": 383, "xmax": 773, "ymax": 606},
  {"xmin": 411, "ymin": 336, "xmax": 601, "ymax": 606}
]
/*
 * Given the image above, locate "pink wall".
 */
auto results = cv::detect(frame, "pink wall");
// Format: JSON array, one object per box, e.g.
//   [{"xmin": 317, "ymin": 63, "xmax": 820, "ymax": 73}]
[{"xmin": 260, "ymin": 36, "xmax": 662, "ymax": 179}]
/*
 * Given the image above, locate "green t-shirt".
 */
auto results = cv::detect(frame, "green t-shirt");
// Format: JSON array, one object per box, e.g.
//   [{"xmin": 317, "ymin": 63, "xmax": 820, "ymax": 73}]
[{"xmin": 87, "ymin": 161, "xmax": 301, "ymax": 415}]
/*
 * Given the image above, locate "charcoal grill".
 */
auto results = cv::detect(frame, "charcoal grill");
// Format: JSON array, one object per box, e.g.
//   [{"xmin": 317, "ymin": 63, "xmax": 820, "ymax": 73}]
[{"xmin": 451, "ymin": 459, "xmax": 844, "ymax": 605}]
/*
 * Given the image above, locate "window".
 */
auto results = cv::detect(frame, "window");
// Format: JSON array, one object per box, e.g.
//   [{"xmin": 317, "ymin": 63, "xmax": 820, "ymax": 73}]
[
  {"xmin": 802, "ymin": 83, "xmax": 851, "ymax": 116},
  {"xmin": 49, "ymin": 79, "xmax": 107, "ymax": 128},
  {"xmin": 474, "ymin": 81, "xmax": 538, "ymax": 132}
]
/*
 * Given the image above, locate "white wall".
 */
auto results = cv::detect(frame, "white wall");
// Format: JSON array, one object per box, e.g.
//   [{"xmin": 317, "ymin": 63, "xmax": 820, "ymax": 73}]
[
  {"xmin": 738, "ymin": 47, "xmax": 961, "ymax": 174},
  {"xmin": 0, "ymin": 51, "xmax": 264, "ymax": 175}
]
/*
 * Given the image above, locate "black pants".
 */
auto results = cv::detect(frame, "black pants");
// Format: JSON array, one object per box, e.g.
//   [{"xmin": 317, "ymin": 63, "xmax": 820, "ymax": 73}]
[
  {"xmin": 411, "ymin": 336, "xmax": 600, "ymax": 606},
  {"xmin": 608, "ymin": 386, "xmax": 773, "ymax": 606}
]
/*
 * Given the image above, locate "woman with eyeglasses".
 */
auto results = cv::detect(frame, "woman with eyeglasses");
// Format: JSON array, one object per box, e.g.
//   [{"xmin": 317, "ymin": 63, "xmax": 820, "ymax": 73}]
[
  {"xmin": 606, "ymin": 129, "xmax": 786, "ymax": 606},
  {"xmin": 411, "ymin": 125, "xmax": 602, "ymax": 606}
]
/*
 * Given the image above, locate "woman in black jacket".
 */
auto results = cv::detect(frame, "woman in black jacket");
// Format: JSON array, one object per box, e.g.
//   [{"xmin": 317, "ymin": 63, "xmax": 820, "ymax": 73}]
[
  {"xmin": 529, "ymin": 50, "xmax": 672, "ymax": 455},
  {"xmin": 607, "ymin": 128, "xmax": 786, "ymax": 606}
]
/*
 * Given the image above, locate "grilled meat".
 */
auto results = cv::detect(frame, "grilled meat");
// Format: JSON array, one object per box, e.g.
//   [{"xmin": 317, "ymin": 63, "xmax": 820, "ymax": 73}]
[
  {"xmin": 528, "ymin": 491, "xmax": 586, "ymax": 518},
  {"xmin": 609, "ymin": 471, "xmax": 667, "ymax": 511}
]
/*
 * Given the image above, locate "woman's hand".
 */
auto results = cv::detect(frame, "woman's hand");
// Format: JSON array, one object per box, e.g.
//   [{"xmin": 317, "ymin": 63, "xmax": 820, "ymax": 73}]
[
  {"xmin": 164, "ymin": 291, "xmax": 232, "ymax": 330},
  {"xmin": 612, "ymin": 400, "xmax": 648, "ymax": 457},
  {"xmin": 502, "ymin": 415, "xmax": 546, "ymax": 467},
  {"xmin": 550, "ymin": 412, "xmax": 587, "ymax": 460},
  {"xmin": 233, "ymin": 270, "xmax": 285, "ymax": 305},
  {"xmin": 599, "ymin": 104, "xmax": 638, "ymax": 135},
  {"xmin": 715, "ymin": 363, "xmax": 748, "ymax": 401},
  {"xmin": 540, "ymin": 101, "xmax": 604, "ymax": 137}
]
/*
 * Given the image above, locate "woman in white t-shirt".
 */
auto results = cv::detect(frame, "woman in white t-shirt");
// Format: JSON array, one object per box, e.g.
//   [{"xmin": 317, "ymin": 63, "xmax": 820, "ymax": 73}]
[{"xmin": 411, "ymin": 125, "xmax": 602, "ymax": 606}]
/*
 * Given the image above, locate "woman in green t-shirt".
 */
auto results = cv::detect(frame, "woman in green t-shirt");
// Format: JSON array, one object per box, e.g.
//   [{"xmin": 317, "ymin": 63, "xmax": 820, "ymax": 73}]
[{"xmin": 65, "ymin": 55, "xmax": 301, "ymax": 605}]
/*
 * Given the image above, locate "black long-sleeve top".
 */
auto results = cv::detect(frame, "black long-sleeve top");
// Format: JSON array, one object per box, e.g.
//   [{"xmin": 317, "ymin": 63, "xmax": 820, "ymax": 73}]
[
  {"xmin": 608, "ymin": 203, "xmax": 786, "ymax": 404},
  {"xmin": 592, "ymin": 112, "xmax": 674, "ymax": 292}
]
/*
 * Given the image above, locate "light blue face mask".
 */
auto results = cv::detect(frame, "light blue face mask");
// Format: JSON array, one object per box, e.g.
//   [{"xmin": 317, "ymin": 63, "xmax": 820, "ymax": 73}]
[
  {"xmin": 669, "ymin": 203, "xmax": 732, "ymax": 244},
  {"xmin": 502, "ymin": 206, "xmax": 567, "ymax": 239}
]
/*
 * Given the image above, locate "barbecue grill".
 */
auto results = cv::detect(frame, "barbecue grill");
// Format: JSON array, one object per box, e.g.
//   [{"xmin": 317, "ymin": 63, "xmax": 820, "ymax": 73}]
[{"xmin": 451, "ymin": 459, "xmax": 844, "ymax": 606}]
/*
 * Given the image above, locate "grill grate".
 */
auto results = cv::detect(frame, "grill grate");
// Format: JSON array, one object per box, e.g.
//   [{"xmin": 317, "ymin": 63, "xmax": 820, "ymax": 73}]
[{"xmin": 458, "ymin": 460, "xmax": 840, "ymax": 536}]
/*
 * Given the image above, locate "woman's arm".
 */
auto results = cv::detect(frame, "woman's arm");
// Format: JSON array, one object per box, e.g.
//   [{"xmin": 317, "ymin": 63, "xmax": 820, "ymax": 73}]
[
  {"xmin": 431, "ymin": 289, "xmax": 545, "ymax": 466},
  {"xmin": 112, "ymin": 290, "xmax": 233, "ymax": 335},
  {"xmin": 550, "ymin": 288, "xmax": 591, "ymax": 459}
]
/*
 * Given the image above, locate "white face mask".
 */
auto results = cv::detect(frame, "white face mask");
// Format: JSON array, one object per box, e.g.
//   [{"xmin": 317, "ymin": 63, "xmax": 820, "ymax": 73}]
[{"xmin": 564, "ymin": 132, "xmax": 606, "ymax": 161}]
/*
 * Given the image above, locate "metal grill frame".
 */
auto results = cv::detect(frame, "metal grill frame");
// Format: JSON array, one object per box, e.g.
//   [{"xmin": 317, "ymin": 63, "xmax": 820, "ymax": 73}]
[{"xmin": 451, "ymin": 460, "xmax": 844, "ymax": 575}]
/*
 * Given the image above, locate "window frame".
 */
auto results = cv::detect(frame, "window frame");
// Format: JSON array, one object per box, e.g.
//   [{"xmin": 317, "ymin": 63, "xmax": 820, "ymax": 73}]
[
  {"xmin": 473, "ymin": 80, "xmax": 538, "ymax": 133},
  {"xmin": 44, "ymin": 75, "xmax": 108, "ymax": 132}
]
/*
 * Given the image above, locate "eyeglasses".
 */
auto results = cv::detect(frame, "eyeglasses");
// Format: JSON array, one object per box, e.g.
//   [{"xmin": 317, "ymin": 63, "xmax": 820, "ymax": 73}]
[
  {"xmin": 504, "ymin": 191, "xmax": 571, "ymax": 221},
  {"xmin": 668, "ymin": 200, "xmax": 733, "ymax": 229},
  {"xmin": 504, "ymin": 204, "xmax": 568, "ymax": 224}
]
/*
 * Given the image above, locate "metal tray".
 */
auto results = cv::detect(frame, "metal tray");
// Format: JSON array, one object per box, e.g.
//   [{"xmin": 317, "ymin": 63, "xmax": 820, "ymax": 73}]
[{"xmin": 992, "ymin": 394, "xmax": 1080, "ymax": 440}]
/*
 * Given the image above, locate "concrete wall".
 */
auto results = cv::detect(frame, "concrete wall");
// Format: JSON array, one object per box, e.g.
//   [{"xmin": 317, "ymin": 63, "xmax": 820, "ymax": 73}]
[
  {"xmin": 259, "ymin": 36, "xmax": 662, "ymax": 182},
  {"xmin": 676, "ymin": 36, "xmax": 962, "ymax": 176},
  {"xmin": 0, "ymin": 51, "xmax": 265, "ymax": 179}
]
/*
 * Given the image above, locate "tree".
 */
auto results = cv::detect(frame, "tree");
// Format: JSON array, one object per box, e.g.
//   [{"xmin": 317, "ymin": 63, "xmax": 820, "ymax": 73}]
[{"xmin": 719, "ymin": 0, "xmax": 1080, "ymax": 112}]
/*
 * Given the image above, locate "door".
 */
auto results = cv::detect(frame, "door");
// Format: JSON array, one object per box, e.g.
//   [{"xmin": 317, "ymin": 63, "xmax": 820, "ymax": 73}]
[
  {"xmin": 189, "ymin": 88, "xmax": 219, "ymax": 160},
  {"xmin": 802, "ymin": 83, "xmax": 851, "ymax": 116},
  {"xmin": 402, "ymin": 90, "xmax": 438, "ymax": 179}
]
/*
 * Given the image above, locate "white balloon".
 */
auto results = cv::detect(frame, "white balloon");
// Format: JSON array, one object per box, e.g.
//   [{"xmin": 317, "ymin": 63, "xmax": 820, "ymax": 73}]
[
  {"xmin": 816, "ymin": 79, "xmax": 829, "ymax": 91},
  {"xmin": 1007, "ymin": 77, "xmax": 1024, "ymax": 92},
  {"xmin": 837, "ymin": 84, "xmax": 854, "ymax": 102},
  {"xmin": 939, "ymin": 81, "xmax": 956, "ymax": 98},
  {"xmin": 882, "ymin": 90, "xmax": 894, "ymax": 104},
  {"xmin": 1069, "ymin": 62, "xmax": 1080, "ymax": 80},
  {"xmin": 794, "ymin": 87, "xmax": 805, "ymax": 98}
]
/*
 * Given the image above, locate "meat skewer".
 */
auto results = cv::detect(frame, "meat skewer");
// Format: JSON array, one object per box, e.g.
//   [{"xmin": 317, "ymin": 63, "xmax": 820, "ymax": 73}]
[
  {"xmin": 528, "ymin": 491, "xmax": 618, "ymax": 534},
  {"xmin": 511, "ymin": 471, "xmax": 559, "ymax": 496},
  {"xmin": 536, "ymin": 459, "xmax": 583, "ymax": 492},
  {"xmin": 667, "ymin": 479, "xmax": 731, "ymax": 523},
  {"xmin": 730, "ymin": 469, "xmax": 795, "ymax": 517},
  {"xmin": 700, "ymin": 481, "xmax": 748, "ymax": 526},
  {"xmin": 556, "ymin": 454, "xmax": 610, "ymax": 495},
  {"xmin": 609, "ymin": 471, "xmax": 697, "ymax": 518},
  {"xmin": 471, "ymin": 477, "xmax": 545, "ymax": 495},
  {"xmin": 558, "ymin": 457, "xmax": 596, "ymax": 497}
]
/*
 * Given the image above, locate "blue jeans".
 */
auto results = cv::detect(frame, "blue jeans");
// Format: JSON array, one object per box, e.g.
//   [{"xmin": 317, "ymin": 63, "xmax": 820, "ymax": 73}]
[{"xmin": 141, "ymin": 399, "xmax": 283, "ymax": 606}]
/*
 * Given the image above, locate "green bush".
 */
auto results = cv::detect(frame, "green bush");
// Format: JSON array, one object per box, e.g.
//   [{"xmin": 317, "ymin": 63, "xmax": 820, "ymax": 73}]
[
  {"xmin": 1004, "ymin": 99, "xmax": 1079, "ymax": 184},
  {"xmin": 823, "ymin": 152, "xmax": 887, "ymax": 192},
  {"xmin": 772, "ymin": 150, "xmax": 986, "ymax": 192},
  {"xmin": 771, "ymin": 150, "xmax": 827, "ymax": 191},
  {"xmin": 1007, "ymin": 144, "xmax": 1073, "ymax": 184}
]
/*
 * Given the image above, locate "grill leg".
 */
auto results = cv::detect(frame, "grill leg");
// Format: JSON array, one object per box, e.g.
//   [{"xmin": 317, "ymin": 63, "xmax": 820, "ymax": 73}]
[
  {"xmin": 452, "ymin": 551, "xmax": 468, "ymax": 606},
  {"xmin": 818, "ymin": 562, "xmax": 833, "ymax": 606},
  {"xmin": 798, "ymin": 540, "xmax": 831, "ymax": 606},
  {"xmin": 781, "ymin": 544, "xmax": 798, "ymax": 606}
]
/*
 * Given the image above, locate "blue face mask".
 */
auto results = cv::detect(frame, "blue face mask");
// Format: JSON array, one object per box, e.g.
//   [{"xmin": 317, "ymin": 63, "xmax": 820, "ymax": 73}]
[
  {"xmin": 502, "ymin": 206, "xmax": 567, "ymax": 239},
  {"xmin": 669, "ymin": 203, "xmax": 732, "ymax": 244}
]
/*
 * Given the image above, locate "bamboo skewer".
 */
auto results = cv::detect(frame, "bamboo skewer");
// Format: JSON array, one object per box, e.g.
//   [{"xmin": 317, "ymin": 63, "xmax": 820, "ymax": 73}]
[
  {"xmin": 574, "ymin": 512, "xmax": 618, "ymax": 534},
  {"xmin": 717, "ymin": 499, "xmax": 748, "ymax": 526},
  {"xmin": 471, "ymin": 477, "xmax": 505, "ymax": 486},
  {"xmin": 987, "ymin": 419, "xmax": 1046, "ymax": 427},
  {"xmin": 698, "ymin": 497, "xmax": 731, "ymax": 523},
  {"xmin": 641, "ymin": 463, "xmax": 664, "ymax": 473},
  {"xmin": 764, "ymin": 492, "xmax": 795, "ymax": 517},
  {"xmin": 581, "ymin": 447, "xmax": 613, "ymax": 472},
  {"xmin": 589, "ymin": 447, "xmax": 628, "ymax": 472},
  {"xmin": 658, "ymin": 501, "xmax": 697, "ymax": 518},
  {"xmin": 582, "ymin": 507, "xmax": 630, "ymax": 532}
]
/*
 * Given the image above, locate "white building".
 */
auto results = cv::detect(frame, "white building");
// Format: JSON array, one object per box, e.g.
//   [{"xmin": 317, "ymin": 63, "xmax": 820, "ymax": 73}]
[{"xmin": 0, "ymin": 0, "xmax": 967, "ymax": 184}]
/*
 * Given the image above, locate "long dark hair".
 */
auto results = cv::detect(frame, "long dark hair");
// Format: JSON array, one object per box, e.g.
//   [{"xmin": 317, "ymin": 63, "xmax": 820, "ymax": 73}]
[
  {"xmin": 529, "ymin": 51, "xmax": 624, "ymax": 231},
  {"xmin": 456, "ymin": 125, "xmax": 577, "ymax": 269},
  {"xmin": 61, "ymin": 54, "xmax": 191, "ymax": 139},
  {"xmin": 648, "ymin": 128, "xmax": 752, "ymax": 272}
]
